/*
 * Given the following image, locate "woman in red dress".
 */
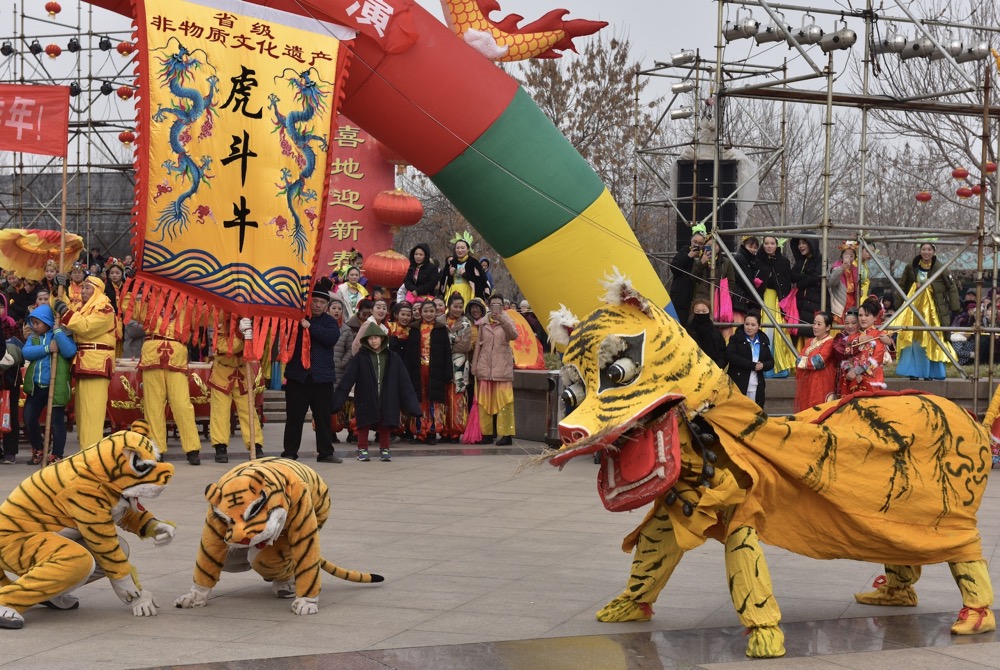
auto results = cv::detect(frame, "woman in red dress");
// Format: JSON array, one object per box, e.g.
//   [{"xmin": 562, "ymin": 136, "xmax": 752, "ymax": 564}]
[
  {"xmin": 843, "ymin": 297, "xmax": 895, "ymax": 394},
  {"xmin": 794, "ymin": 311, "xmax": 837, "ymax": 412},
  {"xmin": 834, "ymin": 308, "xmax": 860, "ymax": 398}
]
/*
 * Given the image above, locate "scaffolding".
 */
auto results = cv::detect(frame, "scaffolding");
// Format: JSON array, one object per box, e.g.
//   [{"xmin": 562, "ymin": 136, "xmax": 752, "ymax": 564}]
[
  {"xmin": 0, "ymin": 0, "xmax": 134, "ymax": 257},
  {"xmin": 637, "ymin": 0, "xmax": 1000, "ymax": 407}
]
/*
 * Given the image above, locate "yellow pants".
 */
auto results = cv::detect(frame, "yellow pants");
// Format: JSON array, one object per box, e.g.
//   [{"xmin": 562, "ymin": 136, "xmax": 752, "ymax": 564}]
[
  {"xmin": 0, "ymin": 532, "xmax": 94, "ymax": 613},
  {"xmin": 75, "ymin": 377, "xmax": 109, "ymax": 451},
  {"xmin": 479, "ymin": 402, "xmax": 515, "ymax": 436},
  {"xmin": 210, "ymin": 388, "xmax": 262, "ymax": 450},
  {"xmin": 143, "ymin": 368, "xmax": 202, "ymax": 454},
  {"xmin": 883, "ymin": 562, "xmax": 994, "ymax": 607}
]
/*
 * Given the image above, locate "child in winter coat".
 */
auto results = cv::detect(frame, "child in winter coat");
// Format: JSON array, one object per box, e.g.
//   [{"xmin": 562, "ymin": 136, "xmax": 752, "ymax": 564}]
[
  {"xmin": 333, "ymin": 320, "xmax": 422, "ymax": 462},
  {"xmin": 22, "ymin": 304, "xmax": 77, "ymax": 464}
]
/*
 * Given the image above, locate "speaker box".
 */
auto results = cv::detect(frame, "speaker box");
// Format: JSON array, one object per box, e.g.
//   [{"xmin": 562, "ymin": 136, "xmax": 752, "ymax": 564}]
[{"xmin": 675, "ymin": 159, "xmax": 739, "ymax": 252}]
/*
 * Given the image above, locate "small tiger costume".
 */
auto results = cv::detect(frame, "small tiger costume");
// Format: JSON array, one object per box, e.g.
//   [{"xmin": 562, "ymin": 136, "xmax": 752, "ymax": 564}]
[
  {"xmin": 544, "ymin": 272, "xmax": 995, "ymax": 658},
  {"xmin": 0, "ymin": 421, "xmax": 175, "ymax": 629},
  {"xmin": 175, "ymin": 457, "xmax": 383, "ymax": 615}
]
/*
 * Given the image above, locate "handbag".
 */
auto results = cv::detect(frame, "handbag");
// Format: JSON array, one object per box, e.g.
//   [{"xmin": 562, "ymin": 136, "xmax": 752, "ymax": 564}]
[
  {"xmin": 714, "ymin": 278, "xmax": 734, "ymax": 323},
  {"xmin": 0, "ymin": 390, "xmax": 11, "ymax": 434},
  {"xmin": 779, "ymin": 287, "xmax": 800, "ymax": 337}
]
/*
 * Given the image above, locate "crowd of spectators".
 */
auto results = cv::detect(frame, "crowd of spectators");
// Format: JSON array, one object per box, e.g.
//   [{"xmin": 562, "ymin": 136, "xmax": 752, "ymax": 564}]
[{"xmin": 668, "ymin": 230, "xmax": 977, "ymax": 412}]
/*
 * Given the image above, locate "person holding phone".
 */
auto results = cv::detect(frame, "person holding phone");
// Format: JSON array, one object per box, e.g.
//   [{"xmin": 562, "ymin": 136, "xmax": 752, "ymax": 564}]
[{"xmin": 471, "ymin": 295, "xmax": 518, "ymax": 445}]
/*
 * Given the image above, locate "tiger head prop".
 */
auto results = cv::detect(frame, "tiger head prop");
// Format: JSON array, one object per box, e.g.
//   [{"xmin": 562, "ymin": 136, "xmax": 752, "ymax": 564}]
[
  {"xmin": 546, "ymin": 271, "xmax": 732, "ymax": 510},
  {"xmin": 205, "ymin": 458, "xmax": 291, "ymax": 550},
  {"xmin": 77, "ymin": 420, "xmax": 174, "ymax": 499}
]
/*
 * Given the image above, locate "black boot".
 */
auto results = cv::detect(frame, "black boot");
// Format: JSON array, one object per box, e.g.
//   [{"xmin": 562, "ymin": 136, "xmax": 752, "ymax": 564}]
[
  {"xmin": 213, "ymin": 444, "xmax": 229, "ymax": 463},
  {"xmin": 255, "ymin": 444, "xmax": 264, "ymax": 459}
]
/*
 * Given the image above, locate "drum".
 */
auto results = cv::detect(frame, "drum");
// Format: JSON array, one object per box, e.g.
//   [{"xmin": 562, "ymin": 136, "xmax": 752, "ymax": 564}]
[{"xmin": 107, "ymin": 359, "xmax": 264, "ymax": 432}]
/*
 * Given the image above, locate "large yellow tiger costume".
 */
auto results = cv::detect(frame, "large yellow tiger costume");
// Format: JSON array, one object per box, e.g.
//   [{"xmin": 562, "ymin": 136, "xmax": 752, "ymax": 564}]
[
  {"xmin": 542, "ymin": 272, "xmax": 994, "ymax": 658},
  {"xmin": 0, "ymin": 421, "xmax": 175, "ymax": 629},
  {"xmin": 175, "ymin": 457, "xmax": 383, "ymax": 614}
]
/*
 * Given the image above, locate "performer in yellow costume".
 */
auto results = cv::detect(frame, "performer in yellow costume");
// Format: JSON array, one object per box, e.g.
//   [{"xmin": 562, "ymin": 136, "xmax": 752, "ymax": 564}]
[
  {"xmin": 543, "ymin": 272, "xmax": 994, "ymax": 659},
  {"xmin": 209, "ymin": 313, "xmax": 263, "ymax": 463},
  {"xmin": 0, "ymin": 422, "xmax": 174, "ymax": 629},
  {"xmin": 54, "ymin": 274, "xmax": 116, "ymax": 450},
  {"xmin": 137, "ymin": 295, "xmax": 203, "ymax": 465},
  {"xmin": 66, "ymin": 262, "xmax": 86, "ymax": 311}
]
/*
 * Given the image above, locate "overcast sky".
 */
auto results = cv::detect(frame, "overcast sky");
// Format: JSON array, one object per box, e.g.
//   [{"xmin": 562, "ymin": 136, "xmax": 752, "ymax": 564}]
[
  {"xmin": 413, "ymin": 0, "xmax": 718, "ymax": 67},
  {"xmin": 0, "ymin": 1, "xmax": 720, "ymax": 72}
]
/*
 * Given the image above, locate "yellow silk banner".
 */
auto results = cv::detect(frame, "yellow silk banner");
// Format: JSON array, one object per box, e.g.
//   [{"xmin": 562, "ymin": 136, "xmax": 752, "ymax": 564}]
[
  {"xmin": 133, "ymin": 0, "xmax": 350, "ymax": 329},
  {"xmin": 507, "ymin": 310, "xmax": 546, "ymax": 370}
]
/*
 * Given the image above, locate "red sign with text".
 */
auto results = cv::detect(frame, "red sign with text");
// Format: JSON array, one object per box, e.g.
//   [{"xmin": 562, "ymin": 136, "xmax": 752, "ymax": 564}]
[
  {"xmin": 320, "ymin": 115, "xmax": 395, "ymax": 277},
  {"xmin": 0, "ymin": 84, "xmax": 70, "ymax": 157}
]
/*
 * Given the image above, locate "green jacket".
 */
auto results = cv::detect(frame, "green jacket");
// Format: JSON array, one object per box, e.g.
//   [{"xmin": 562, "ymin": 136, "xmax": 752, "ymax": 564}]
[{"xmin": 23, "ymin": 332, "xmax": 74, "ymax": 407}]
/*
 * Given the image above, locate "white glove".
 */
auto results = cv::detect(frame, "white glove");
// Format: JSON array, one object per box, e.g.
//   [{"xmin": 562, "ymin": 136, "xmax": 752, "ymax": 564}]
[
  {"xmin": 151, "ymin": 521, "xmax": 175, "ymax": 547},
  {"xmin": 239, "ymin": 317, "xmax": 253, "ymax": 340},
  {"xmin": 291, "ymin": 596, "xmax": 319, "ymax": 615},
  {"xmin": 131, "ymin": 590, "xmax": 159, "ymax": 617},
  {"xmin": 110, "ymin": 575, "xmax": 141, "ymax": 604},
  {"xmin": 174, "ymin": 583, "xmax": 212, "ymax": 609}
]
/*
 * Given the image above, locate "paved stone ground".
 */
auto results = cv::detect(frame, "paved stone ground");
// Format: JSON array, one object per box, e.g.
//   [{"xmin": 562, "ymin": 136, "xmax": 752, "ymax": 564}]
[{"xmin": 0, "ymin": 423, "xmax": 999, "ymax": 669}]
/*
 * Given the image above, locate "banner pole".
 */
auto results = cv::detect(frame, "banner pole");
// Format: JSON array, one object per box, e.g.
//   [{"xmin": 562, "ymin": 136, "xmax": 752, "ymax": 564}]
[
  {"xmin": 42, "ymin": 157, "xmax": 69, "ymax": 468},
  {"xmin": 245, "ymin": 359, "xmax": 256, "ymax": 460}
]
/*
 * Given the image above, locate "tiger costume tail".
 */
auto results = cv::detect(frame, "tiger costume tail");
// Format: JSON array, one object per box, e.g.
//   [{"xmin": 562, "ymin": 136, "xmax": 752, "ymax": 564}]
[{"xmin": 320, "ymin": 559, "xmax": 384, "ymax": 583}]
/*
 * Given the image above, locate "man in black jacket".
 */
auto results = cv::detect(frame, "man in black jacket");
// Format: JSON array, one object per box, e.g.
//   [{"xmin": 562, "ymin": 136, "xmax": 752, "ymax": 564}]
[{"xmin": 282, "ymin": 282, "xmax": 342, "ymax": 463}]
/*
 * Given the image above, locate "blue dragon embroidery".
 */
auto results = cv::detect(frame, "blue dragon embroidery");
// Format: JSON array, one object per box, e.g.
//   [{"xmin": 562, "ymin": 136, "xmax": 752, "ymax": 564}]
[
  {"xmin": 151, "ymin": 39, "xmax": 219, "ymax": 242},
  {"xmin": 269, "ymin": 68, "xmax": 330, "ymax": 263}
]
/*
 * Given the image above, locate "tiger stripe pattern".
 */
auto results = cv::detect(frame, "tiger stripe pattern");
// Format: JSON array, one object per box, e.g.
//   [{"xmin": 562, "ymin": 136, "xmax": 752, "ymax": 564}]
[
  {"xmin": 0, "ymin": 425, "xmax": 174, "ymax": 625},
  {"xmin": 548, "ymin": 275, "xmax": 996, "ymax": 657},
  {"xmin": 183, "ymin": 457, "xmax": 382, "ymax": 614}
]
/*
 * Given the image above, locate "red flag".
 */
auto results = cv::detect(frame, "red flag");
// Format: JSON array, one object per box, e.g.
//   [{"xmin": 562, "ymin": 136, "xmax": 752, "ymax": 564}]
[{"xmin": 0, "ymin": 84, "xmax": 70, "ymax": 157}]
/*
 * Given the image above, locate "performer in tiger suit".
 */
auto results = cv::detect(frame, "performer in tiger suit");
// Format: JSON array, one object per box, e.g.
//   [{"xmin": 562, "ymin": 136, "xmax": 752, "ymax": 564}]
[{"xmin": 0, "ymin": 423, "xmax": 175, "ymax": 629}]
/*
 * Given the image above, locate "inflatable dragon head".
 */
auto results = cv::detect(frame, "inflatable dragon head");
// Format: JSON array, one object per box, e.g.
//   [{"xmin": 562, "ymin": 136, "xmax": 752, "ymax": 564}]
[{"xmin": 546, "ymin": 270, "xmax": 732, "ymax": 510}]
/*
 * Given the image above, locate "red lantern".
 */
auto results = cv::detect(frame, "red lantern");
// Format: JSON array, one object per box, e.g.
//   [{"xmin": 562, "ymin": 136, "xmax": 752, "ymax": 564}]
[
  {"xmin": 117, "ymin": 86, "xmax": 133, "ymax": 100},
  {"xmin": 915, "ymin": 191, "xmax": 932, "ymax": 202},
  {"xmin": 952, "ymin": 167, "xmax": 969, "ymax": 180},
  {"xmin": 44, "ymin": 44, "xmax": 61, "ymax": 58},
  {"xmin": 971, "ymin": 184, "xmax": 983, "ymax": 196},
  {"xmin": 118, "ymin": 130, "xmax": 135, "ymax": 146},
  {"xmin": 373, "ymin": 189, "xmax": 423, "ymax": 227},
  {"xmin": 956, "ymin": 186, "xmax": 973, "ymax": 199},
  {"xmin": 987, "ymin": 162, "xmax": 998, "ymax": 174},
  {"xmin": 362, "ymin": 250, "xmax": 409, "ymax": 290},
  {"xmin": 116, "ymin": 41, "xmax": 134, "ymax": 56},
  {"xmin": 44, "ymin": 1, "xmax": 61, "ymax": 17}
]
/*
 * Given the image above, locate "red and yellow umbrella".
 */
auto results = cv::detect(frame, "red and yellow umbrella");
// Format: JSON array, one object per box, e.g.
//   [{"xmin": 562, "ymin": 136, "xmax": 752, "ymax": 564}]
[{"xmin": 0, "ymin": 229, "xmax": 84, "ymax": 280}]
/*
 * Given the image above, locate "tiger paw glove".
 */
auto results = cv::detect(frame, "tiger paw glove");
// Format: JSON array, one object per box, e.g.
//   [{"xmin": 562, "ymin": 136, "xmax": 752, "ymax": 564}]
[
  {"xmin": 131, "ymin": 590, "xmax": 159, "ymax": 617},
  {"xmin": 174, "ymin": 583, "xmax": 212, "ymax": 609},
  {"xmin": 291, "ymin": 597, "xmax": 319, "ymax": 615},
  {"xmin": 110, "ymin": 575, "xmax": 142, "ymax": 604},
  {"xmin": 143, "ymin": 520, "xmax": 176, "ymax": 547}
]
